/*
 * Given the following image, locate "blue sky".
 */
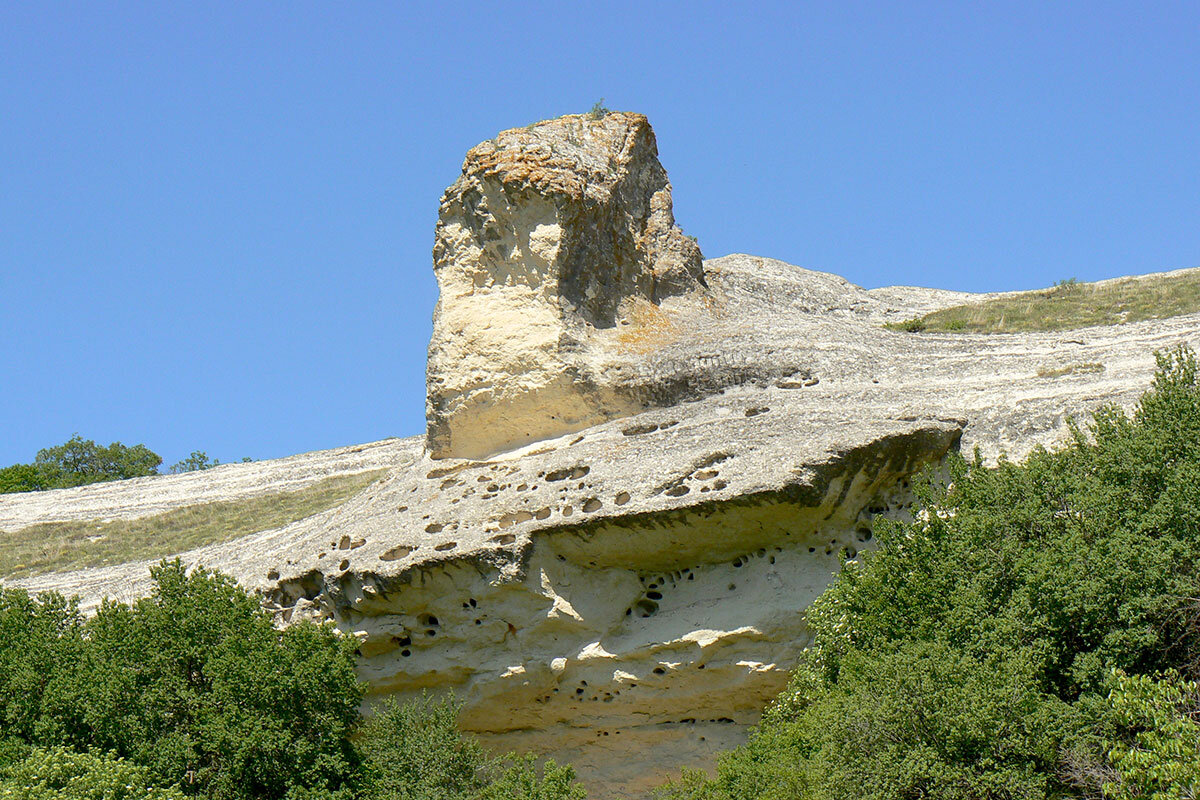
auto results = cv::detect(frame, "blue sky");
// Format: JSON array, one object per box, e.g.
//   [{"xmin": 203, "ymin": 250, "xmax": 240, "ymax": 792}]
[{"xmin": 2, "ymin": 2, "xmax": 1198, "ymax": 468}]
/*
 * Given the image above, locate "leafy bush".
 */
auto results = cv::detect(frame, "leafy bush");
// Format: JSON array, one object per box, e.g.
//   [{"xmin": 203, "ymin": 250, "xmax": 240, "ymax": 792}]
[
  {"xmin": 0, "ymin": 561, "xmax": 363, "ymax": 799},
  {"xmin": 0, "ymin": 566, "xmax": 586, "ymax": 800},
  {"xmin": 357, "ymin": 695, "xmax": 585, "ymax": 800},
  {"xmin": 661, "ymin": 346, "xmax": 1200, "ymax": 799},
  {"xmin": 1104, "ymin": 670, "xmax": 1200, "ymax": 800},
  {"xmin": 256, "ymin": 693, "xmax": 588, "ymax": 800},
  {"xmin": 0, "ymin": 463, "xmax": 56, "ymax": 493},
  {"xmin": 0, "ymin": 747, "xmax": 186, "ymax": 800},
  {"xmin": 170, "ymin": 451, "xmax": 220, "ymax": 474}
]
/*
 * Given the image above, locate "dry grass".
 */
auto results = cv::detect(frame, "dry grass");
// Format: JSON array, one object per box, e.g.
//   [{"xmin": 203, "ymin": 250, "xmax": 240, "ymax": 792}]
[
  {"xmin": 0, "ymin": 469, "xmax": 387, "ymax": 579},
  {"xmin": 887, "ymin": 270, "xmax": 1200, "ymax": 334}
]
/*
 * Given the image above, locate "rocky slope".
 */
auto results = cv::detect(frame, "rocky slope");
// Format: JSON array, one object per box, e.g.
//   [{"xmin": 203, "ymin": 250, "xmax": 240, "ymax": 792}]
[{"xmin": 5, "ymin": 113, "xmax": 1199, "ymax": 798}]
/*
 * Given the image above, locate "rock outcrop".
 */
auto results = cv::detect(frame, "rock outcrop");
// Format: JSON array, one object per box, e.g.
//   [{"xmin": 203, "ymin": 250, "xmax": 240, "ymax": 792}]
[
  {"xmin": 426, "ymin": 111, "xmax": 705, "ymax": 460},
  {"xmin": 6, "ymin": 114, "xmax": 1200, "ymax": 798}
]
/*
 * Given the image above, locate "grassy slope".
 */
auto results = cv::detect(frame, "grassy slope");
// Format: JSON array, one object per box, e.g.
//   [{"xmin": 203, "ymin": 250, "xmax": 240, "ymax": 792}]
[
  {"xmin": 887, "ymin": 270, "xmax": 1200, "ymax": 333},
  {"xmin": 0, "ymin": 469, "xmax": 387, "ymax": 579}
]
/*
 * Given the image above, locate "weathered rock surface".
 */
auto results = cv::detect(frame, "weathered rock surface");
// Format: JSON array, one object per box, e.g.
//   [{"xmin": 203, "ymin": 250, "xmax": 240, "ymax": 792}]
[
  {"xmin": 6, "ymin": 113, "xmax": 1200, "ymax": 798},
  {"xmin": 427, "ymin": 112, "xmax": 705, "ymax": 460}
]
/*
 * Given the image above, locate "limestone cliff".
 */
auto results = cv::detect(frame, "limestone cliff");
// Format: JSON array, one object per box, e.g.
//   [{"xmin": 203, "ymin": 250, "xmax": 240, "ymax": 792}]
[
  {"xmin": 427, "ymin": 111, "xmax": 705, "ymax": 460},
  {"xmin": 5, "ymin": 114, "xmax": 1200, "ymax": 799}
]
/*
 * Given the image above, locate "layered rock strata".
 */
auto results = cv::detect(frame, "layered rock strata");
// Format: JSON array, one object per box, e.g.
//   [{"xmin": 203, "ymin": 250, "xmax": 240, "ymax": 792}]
[{"xmin": 7, "ymin": 112, "xmax": 1200, "ymax": 798}]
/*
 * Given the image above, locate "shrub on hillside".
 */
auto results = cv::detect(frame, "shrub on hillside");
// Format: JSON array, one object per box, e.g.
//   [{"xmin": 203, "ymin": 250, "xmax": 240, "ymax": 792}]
[
  {"xmin": 1104, "ymin": 670, "xmax": 1200, "ymax": 800},
  {"xmin": 0, "ymin": 747, "xmax": 186, "ymax": 800},
  {"xmin": 356, "ymin": 695, "xmax": 585, "ymax": 800},
  {"xmin": 660, "ymin": 346, "xmax": 1200, "ymax": 799},
  {"xmin": 0, "ymin": 565, "xmax": 588, "ymax": 800},
  {"xmin": 0, "ymin": 561, "xmax": 363, "ymax": 799}
]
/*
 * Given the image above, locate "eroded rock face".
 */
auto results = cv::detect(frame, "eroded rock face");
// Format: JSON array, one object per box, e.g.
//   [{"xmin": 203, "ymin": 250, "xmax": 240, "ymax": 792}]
[
  {"xmin": 10, "ymin": 113, "xmax": 1200, "ymax": 798},
  {"xmin": 426, "ymin": 112, "xmax": 705, "ymax": 460}
]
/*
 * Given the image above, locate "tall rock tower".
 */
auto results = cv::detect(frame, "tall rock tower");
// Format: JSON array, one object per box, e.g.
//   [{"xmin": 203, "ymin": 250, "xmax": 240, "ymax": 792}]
[{"xmin": 426, "ymin": 112, "xmax": 705, "ymax": 460}]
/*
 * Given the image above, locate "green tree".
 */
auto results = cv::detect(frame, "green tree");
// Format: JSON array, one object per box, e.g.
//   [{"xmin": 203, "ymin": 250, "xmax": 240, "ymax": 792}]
[
  {"xmin": 33, "ymin": 434, "xmax": 162, "ymax": 488},
  {"xmin": 0, "ymin": 562, "xmax": 363, "ymax": 800},
  {"xmin": 170, "ymin": 452, "xmax": 220, "ymax": 474},
  {"xmin": 1104, "ymin": 670, "xmax": 1200, "ymax": 800},
  {"xmin": 0, "ymin": 747, "xmax": 186, "ymax": 800},
  {"xmin": 0, "ymin": 462, "xmax": 56, "ymax": 493},
  {"xmin": 357, "ymin": 695, "xmax": 585, "ymax": 800}
]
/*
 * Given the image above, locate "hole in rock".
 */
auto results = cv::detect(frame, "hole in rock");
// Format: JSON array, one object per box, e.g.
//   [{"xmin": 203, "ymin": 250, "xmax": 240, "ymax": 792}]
[
  {"xmin": 665, "ymin": 485, "xmax": 689, "ymax": 497},
  {"xmin": 614, "ymin": 491, "xmax": 631, "ymax": 505},
  {"xmin": 435, "ymin": 541, "xmax": 457, "ymax": 552},
  {"xmin": 635, "ymin": 598, "xmax": 659, "ymax": 617},
  {"xmin": 267, "ymin": 569, "xmax": 279, "ymax": 581},
  {"xmin": 397, "ymin": 505, "xmax": 408, "ymax": 512},
  {"xmin": 380, "ymin": 545, "xmax": 415, "ymax": 561},
  {"xmin": 856, "ymin": 527, "xmax": 873, "ymax": 542},
  {"xmin": 425, "ymin": 523, "xmax": 444, "ymax": 533},
  {"xmin": 420, "ymin": 614, "xmax": 439, "ymax": 627},
  {"xmin": 653, "ymin": 667, "xmax": 666, "ymax": 675},
  {"xmin": 646, "ymin": 591, "xmax": 663, "ymax": 600},
  {"xmin": 490, "ymin": 533, "xmax": 517, "ymax": 545},
  {"xmin": 582, "ymin": 498, "xmax": 602, "ymax": 513},
  {"xmin": 622, "ymin": 422, "xmax": 660, "ymax": 436},
  {"xmin": 401, "ymin": 649, "xmax": 411, "ymax": 657},
  {"xmin": 338, "ymin": 559, "xmax": 349, "ymax": 571}
]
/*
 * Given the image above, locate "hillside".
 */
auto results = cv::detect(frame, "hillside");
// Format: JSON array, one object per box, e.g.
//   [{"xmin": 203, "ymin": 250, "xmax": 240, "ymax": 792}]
[{"xmin": 4, "ymin": 113, "xmax": 1199, "ymax": 799}]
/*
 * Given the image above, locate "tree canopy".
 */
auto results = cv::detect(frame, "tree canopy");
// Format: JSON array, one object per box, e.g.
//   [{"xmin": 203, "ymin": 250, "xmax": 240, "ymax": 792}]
[
  {"xmin": 0, "ymin": 434, "xmax": 162, "ymax": 493},
  {"xmin": 0, "ymin": 562, "xmax": 586, "ymax": 800}
]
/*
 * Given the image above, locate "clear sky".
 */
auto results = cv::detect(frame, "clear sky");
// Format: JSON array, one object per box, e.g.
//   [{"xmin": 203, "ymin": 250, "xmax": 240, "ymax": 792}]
[{"xmin": 2, "ymin": 2, "xmax": 1198, "ymax": 469}]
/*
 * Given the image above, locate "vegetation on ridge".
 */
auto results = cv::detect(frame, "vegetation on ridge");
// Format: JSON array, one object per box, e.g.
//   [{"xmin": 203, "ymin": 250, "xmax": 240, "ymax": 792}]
[
  {"xmin": 660, "ymin": 346, "xmax": 1200, "ymax": 799},
  {"xmin": 0, "ymin": 435, "xmax": 163, "ymax": 494},
  {"xmin": 1, "ymin": 435, "xmax": 250, "ymax": 495},
  {"xmin": 0, "ymin": 470, "xmax": 386, "ymax": 579},
  {"xmin": 888, "ymin": 268, "xmax": 1200, "ymax": 333}
]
